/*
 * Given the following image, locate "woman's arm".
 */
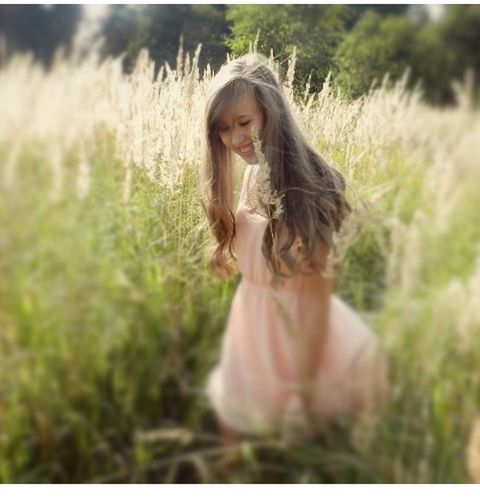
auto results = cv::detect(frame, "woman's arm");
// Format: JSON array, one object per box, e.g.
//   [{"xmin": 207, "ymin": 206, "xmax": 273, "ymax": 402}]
[{"xmin": 295, "ymin": 241, "xmax": 335, "ymax": 414}]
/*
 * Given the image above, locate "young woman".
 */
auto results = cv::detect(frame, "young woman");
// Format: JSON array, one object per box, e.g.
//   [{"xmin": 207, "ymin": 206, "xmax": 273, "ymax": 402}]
[{"xmin": 201, "ymin": 53, "xmax": 388, "ymax": 442}]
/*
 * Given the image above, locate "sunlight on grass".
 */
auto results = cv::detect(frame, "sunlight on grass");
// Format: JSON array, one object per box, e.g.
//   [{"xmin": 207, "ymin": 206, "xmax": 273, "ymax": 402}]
[{"xmin": 0, "ymin": 44, "xmax": 479, "ymax": 482}]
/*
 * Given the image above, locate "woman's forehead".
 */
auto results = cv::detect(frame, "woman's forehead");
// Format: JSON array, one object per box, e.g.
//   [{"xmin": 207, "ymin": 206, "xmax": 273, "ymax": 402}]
[{"xmin": 218, "ymin": 95, "xmax": 259, "ymax": 124}]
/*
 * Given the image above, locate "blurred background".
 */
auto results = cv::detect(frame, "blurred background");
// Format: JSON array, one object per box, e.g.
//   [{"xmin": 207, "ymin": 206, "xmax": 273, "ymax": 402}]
[
  {"xmin": 1, "ymin": 3, "xmax": 480, "ymax": 484},
  {"xmin": 0, "ymin": 4, "xmax": 479, "ymax": 105}
]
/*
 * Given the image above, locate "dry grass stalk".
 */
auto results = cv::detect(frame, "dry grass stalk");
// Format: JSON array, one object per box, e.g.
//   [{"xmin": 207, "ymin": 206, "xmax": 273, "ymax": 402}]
[{"xmin": 467, "ymin": 417, "xmax": 480, "ymax": 483}]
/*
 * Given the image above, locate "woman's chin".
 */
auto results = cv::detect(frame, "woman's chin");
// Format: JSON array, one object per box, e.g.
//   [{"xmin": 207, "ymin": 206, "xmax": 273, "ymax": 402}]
[{"xmin": 240, "ymin": 153, "xmax": 258, "ymax": 165}]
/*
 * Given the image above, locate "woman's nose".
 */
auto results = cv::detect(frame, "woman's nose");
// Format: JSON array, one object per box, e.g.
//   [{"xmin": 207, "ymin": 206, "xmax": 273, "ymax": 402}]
[{"xmin": 231, "ymin": 127, "xmax": 248, "ymax": 147}]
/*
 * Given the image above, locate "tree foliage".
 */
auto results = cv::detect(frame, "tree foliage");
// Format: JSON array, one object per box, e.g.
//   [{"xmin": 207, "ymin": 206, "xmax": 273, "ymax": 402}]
[
  {"xmin": 100, "ymin": 5, "xmax": 229, "ymax": 74},
  {"xmin": 2, "ymin": 4, "xmax": 479, "ymax": 107},
  {"xmin": 99, "ymin": 5, "xmax": 138, "ymax": 61},
  {"xmin": 431, "ymin": 5, "xmax": 480, "ymax": 104},
  {"xmin": 342, "ymin": 4, "xmax": 410, "ymax": 29},
  {"xmin": 0, "ymin": 5, "xmax": 81, "ymax": 66},
  {"xmin": 224, "ymin": 4, "xmax": 349, "ymax": 94},
  {"xmin": 333, "ymin": 11, "xmax": 419, "ymax": 99},
  {"xmin": 332, "ymin": 6, "xmax": 480, "ymax": 105}
]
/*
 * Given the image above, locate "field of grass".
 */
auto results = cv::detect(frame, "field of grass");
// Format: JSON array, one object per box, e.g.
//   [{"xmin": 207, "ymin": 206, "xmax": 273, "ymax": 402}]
[{"xmin": 1, "ymin": 45, "xmax": 480, "ymax": 483}]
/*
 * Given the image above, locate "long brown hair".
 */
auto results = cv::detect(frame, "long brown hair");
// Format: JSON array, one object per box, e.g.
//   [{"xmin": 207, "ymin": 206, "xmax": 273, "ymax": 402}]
[{"xmin": 201, "ymin": 52, "xmax": 351, "ymax": 282}]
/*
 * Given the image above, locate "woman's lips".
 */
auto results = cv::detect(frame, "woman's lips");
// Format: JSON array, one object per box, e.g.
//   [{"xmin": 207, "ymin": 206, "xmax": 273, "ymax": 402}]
[{"xmin": 239, "ymin": 144, "xmax": 253, "ymax": 154}]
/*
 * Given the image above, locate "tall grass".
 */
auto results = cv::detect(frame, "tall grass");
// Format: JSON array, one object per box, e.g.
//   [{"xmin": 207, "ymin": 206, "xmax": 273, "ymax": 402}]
[{"xmin": 1, "ymin": 41, "xmax": 480, "ymax": 482}]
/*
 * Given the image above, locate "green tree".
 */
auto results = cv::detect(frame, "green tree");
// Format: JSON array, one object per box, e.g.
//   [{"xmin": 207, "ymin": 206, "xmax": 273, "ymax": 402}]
[
  {"xmin": 224, "ymin": 4, "xmax": 349, "ymax": 95},
  {"xmin": 120, "ymin": 5, "xmax": 229, "ymax": 74},
  {"xmin": 0, "ymin": 5, "xmax": 81, "ymax": 66},
  {"xmin": 184, "ymin": 4, "xmax": 229, "ymax": 72},
  {"xmin": 334, "ymin": 6, "xmax": 480, "ymax": 105},
  {"xmin": 432, "ymin": 5, "xmax": 480, "ymax": 104},
  {"xmin": 99, "ymin": 5, "xmax": 137, "ymax": 62},
  {"xmin": 343, "ymin": 4, "xmax": 410, "ymax": 29},
  {"xmin": 333, "ymin": 11, "xmax": 419, "ymax": 99}
]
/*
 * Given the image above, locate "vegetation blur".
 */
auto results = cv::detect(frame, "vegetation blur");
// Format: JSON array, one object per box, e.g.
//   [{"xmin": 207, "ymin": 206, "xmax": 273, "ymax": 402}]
[
  {"xmin": 1, "ymin": 3, "xmax": 480, "ymax": 483},
  {"xmin": 1, "ymin": 4, "xmax": 480, "ymax": 105}
]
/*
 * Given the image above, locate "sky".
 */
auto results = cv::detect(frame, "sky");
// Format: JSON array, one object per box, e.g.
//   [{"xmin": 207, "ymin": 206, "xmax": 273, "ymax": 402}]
[
  {"xmin": 426, "ymin": 4, "xmax": 445, "ymax": 22},
  {"xmin": 74, "ymin": 4, "xmax": 110, "ymax": 49}
]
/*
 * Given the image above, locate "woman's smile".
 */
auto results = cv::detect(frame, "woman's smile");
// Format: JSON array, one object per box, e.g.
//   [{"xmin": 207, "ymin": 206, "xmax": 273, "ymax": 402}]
[
  {"xmin": 239, "ymin": 143, "xmax": 253, "ymax": 154},
  {"xmin": 218, "ymin": 96, "xmax": 264, "ymax": 164}
]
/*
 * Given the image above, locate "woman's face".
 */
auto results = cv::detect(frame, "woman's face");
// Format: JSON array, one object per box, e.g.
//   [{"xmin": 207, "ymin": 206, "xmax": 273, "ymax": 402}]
[{"xmin": 217, "ymin": 95, "xmax": 264, "ymax": 164}]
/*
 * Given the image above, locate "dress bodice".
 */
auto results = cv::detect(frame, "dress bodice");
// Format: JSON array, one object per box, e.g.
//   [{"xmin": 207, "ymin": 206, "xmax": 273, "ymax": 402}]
[
  {"xmin": 234, "ymin": 165, "xmax": 302, "ymax": 290},
  {"xmin": 207, "ymin": 167, "xmax": 389, "ymax": 438}
]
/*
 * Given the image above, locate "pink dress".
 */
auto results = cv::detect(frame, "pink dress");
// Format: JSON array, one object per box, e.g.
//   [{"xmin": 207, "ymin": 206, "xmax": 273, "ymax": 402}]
[{"xmin": 206, "ymin": 164, "xmax": 388, "ymax": 437}]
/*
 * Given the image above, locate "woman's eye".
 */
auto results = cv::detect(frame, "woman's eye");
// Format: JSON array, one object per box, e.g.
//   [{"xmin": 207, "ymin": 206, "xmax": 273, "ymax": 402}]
[{"xmin": 240, "ymin": 121, "xmax": 251, "ymax": 127}]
